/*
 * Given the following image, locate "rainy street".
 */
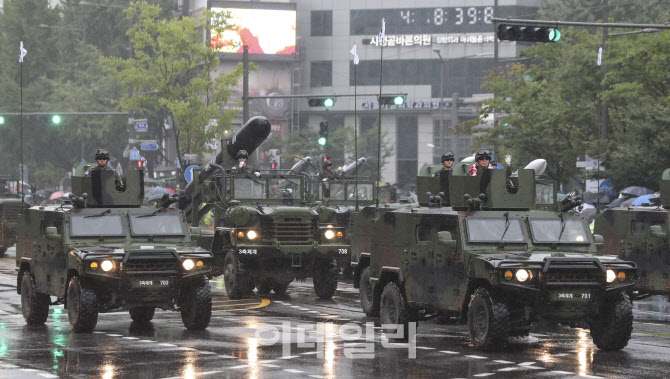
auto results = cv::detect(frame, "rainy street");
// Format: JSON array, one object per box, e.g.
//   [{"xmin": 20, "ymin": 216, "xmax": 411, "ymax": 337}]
[{"xmin": 0, "ymin": 248, "xmax": 669, "ymax": 379}]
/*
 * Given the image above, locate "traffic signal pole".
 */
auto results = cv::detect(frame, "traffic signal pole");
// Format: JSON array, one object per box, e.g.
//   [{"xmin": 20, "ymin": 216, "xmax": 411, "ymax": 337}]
[{"xmin": 492, "ymin": 17, "xmax": 670, "ymax": 30}]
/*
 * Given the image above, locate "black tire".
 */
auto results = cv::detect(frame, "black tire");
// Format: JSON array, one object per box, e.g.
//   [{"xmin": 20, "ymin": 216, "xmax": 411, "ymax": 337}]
[
  {"xmin": 0, "ymin": 246, "xmax": 6, "ymax": 258},
  {"xmin": 256, "ymin": 278, "xmax": 273, "ymax": 295},
  {"xmin": 313, "ymin": 259, "xmax": 338, "ymax": 299},
  {"xmin": 591, "ymin": 292, "xmax": 633, "ymax": 351},
  {"xmin": 181, "ymin": 279, "xmax": 212, "ymax": 330},
  {"xmin": 129, "ymin": 307, "xmax": 155, "ymax": 323},
  {"xmin": 359, "ymin": 267, "xmax": 379, "ymax": 317},
  {"xmin": 66, "ymin": 276, "xmax": 99, "ymax": 333},
  {"xmin": 223, "ymin": 251, "xmax": 253, "ymax": 299},
  {"xmin": 20, "ymin": 271, "xmax": 50, "ymax": 325},
  {"xmin": 467, "ymin": 288, "xmax": 511, "ymax": 350},
  {"xmin": 379, "ymin": 281, "xmax": 411, "ymax": 341}
]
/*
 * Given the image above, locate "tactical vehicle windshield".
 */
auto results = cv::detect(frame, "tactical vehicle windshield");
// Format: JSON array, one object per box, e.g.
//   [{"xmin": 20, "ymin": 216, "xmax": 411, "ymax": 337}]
[
  {"xmin": 317, "ymin": 182, "xmax": 375, "ymax": 202},
  {"xmin": 233, "ymin": 176, "xmax": 304, "ymax": 201},
  {"xmin": 129, "ymin": 212, "xmax": 185, "ymax": 236},
  {"xmin": 233, "ymin": 177, "xmax": 267, "ymax": 199},
  {"xmin": 70, "ymin": 214, "xmax": 125, "ymax": 237},
  {"xmin": 466, "ymin": 217, "xmax": 526, "ymax": 243},
  {"xmin": 268, "ymin": 177, "xmax": 302, "ymax": 200},
  {"xmin": 529, "ymin": 218, "xmax": 590, "ymax": 244}
]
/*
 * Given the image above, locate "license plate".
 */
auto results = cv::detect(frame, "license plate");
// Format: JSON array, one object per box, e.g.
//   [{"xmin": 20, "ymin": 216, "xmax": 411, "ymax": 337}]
[
  {"xmin": 551, "ymin": 292, "xmax": 591, "ymax": 301},
  {"xmin": 133, "ymin": 279, "xmax": 171, "ymax": 287}
]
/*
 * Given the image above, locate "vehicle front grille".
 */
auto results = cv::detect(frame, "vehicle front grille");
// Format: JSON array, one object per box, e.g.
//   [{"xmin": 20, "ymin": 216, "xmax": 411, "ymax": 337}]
[
  {"xmin": 543, "ymin": 272, "xmax": 601, "ymax": 283},
  {"xmin": 275, "ymin": 220, "xmax": 312, "ymax": 245},
  {"xmin": 1, "ymin": 204, "xmax": 22, "ymax": 222},
  {"xmin": 123, "ymin": 259, "xmax": 178, "ymax": 272}
]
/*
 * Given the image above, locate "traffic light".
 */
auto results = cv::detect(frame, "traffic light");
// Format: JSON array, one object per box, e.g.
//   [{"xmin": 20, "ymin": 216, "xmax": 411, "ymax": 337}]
[
  {"xmin": 308, "ymin": 97, "xmax": 336, "ymax": 107},
  {"xmin": 51, "ymin": 114, "xmax": 62, "ymax": 125},
  {"xmin": 378, "ymin": 95, "xmax": 405, "ymax": 106},
  {"xmin": 136, "ymin": 160, "xmax": 143, "ymax": 169},
  {"xmin": 496, "ymin": 24, "xmax": 561, "ymax": 42},
  {"xmin": 318, "ymin": 120, "xmax": 328, "ymax": 146}
]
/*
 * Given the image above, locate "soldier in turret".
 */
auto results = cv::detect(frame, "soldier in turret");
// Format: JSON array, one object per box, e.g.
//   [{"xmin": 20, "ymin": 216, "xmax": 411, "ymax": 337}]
[
  {"xmin": 85, "ymin": 149, "xmax": 123, "ymax": 188},
  {"xmin": 319, "ymin": 160, "xmax": 339, "ymax": 181},
  {"xmin": 231, "ymin": 150, "xmax": 260, "ymax": 177},
  {"xmin": 434, "ymin": 151, "xmax": 454, "ymax": 205}
]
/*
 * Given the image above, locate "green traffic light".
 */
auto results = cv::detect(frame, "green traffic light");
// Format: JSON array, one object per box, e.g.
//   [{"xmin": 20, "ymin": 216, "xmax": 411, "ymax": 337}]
[
  {"xmin": 318, "ymin": 137, "xmax": 327, "ymax": 146},
  {"xmin": 0, "ymin": 116, "xmax": 4, "ymax": 125},
  {"xmin": 324, "ymin": 98, "xmax": 335, "ymax": 107},
  {"xmin": 52, "ymin": 115, "xmax": 62, "ymax": 124},
  {"xmin": 549, "ymin": 29, "xmax": 561, "ymax": 42},
  {"xmin": 393, "ymin": 96, "xmax": 405, "ymax": 106}
]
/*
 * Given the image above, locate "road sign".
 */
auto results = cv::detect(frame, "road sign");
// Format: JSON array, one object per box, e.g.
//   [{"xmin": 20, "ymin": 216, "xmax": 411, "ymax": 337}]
[
  {"xmin": 129, "ymin": 147, "xmax": 141, "ymax": 160},
  {"xmin": 135, "ymin": 119, "xmax": 148, "ymax": 133},
  {"xmin": 141, "ymin": 142, "xmax": 159, "ymax": 151},
  {"xmin": 184, "ymin": 165, "xmax": 198, "ymax": 183}
]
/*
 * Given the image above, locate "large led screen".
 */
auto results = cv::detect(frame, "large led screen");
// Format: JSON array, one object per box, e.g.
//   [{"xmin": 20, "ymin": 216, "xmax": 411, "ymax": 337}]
[{"xmin": 210, "ymin": 7, "xmax": 296, "ymax": 55}]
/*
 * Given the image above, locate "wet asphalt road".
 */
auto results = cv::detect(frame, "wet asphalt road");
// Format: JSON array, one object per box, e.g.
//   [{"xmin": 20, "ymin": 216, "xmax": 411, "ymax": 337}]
[{"xmin": 1, "ymin": 247, "xmax": 670, "ymax": 378}]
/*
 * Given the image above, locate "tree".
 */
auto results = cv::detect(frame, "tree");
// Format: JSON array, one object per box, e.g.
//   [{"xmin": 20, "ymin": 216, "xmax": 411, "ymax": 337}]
[
  {"xmin": 102, "ymin": 2, "xmax": 243, "ymax": 177},
  {"xmin": 540, "ymin": 0, "xmax": 670, "ymax": 25}
]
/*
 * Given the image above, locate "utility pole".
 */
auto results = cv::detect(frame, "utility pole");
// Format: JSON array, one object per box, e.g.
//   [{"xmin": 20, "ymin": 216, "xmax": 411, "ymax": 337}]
[
  {"xmin": 601, "ymin": 0, "xmax": 608, "ymax": 140},
  {"xmin": 243, "ymin": 45, "xmax": 249, "ymax": 124},
  {"xmin": 432, "ymin": 48, "xmax": 445, "ymax": 159}
]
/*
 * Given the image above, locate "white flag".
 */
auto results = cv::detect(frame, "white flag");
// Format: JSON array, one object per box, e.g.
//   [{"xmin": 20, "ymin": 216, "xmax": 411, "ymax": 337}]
[
  {"xmin": 379, "ymin": 18, "xmax": 386, "ymax": 40},
  {"xmin": 597, "ymin": 46, "xmax": 602, "ymax": 66},
  {"xmin": 19, "ymin": 41, "xmax": 27, "ymax": 63},
  {"xmin": 350, "ymin": 44, "xmax": 359, "ymax": 65}
]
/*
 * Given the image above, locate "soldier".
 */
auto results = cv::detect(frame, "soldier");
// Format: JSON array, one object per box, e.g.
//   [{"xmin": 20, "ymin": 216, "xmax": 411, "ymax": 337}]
[
  {"xmin": 434, "ymin": 151, "xmax": 455, "ymax": 205},
  {"xmin": 319, "ymin": 160, "xmax": 339, "ymax": 181},
  {"xmin": 86, "ymin": 149, "xmax": 123, "ymax": 188},
  {"xmin": 231, "ymin": 150, "xmax": 260, "ymax": 177}
]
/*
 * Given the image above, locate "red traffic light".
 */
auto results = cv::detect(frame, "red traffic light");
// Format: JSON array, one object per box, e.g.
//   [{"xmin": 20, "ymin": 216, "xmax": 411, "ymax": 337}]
[
  {"xmin": 137, "ymin": 160, "xmax": 143, "ymax": 169},
  {"xmin": 271, "ymin": 162, "xmax": 276, "ymax": 169}
]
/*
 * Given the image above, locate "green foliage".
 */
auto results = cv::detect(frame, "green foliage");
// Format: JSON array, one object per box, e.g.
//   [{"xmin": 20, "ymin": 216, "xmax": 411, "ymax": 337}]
[
  {"xmin": 540, "ymin": 0, "xmax": 670, "ymax": 25},
  {"xmin": 102, "ymin": 2, "xmax": 242, "ymax": 164}
]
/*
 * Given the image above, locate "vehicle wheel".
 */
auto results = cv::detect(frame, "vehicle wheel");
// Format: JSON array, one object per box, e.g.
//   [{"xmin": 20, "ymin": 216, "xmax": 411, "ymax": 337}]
[
  {"xmin": 591, "ymin": 292, "xmax": 633, "ymax": 351},
  {"xmin": 379, "ymin": 281, "xmax": 411, "ymax": 341},
  {"xmin": 256, "ymin": 278, "xmax": 273, "ymax": 295},
  {"xmin": 129, "ymin": 307, "xmax": 155, "ymax": 323},
  {"xmin": 223, "ymin": 251, "xmax": 252, "ymax": 299},
  {"xmin": 467, "ymin": 288, "xmax": 510, "ymax": 350},
  {"xmin": 359, "ymin": 267, "xmax": 380, "ymax": 317},
  {"xmin": 21, "ymin": 271, "xmax": 50, "ymax": 325},
  {"xmin": 313, "ymin": 259, "xmax": 338, "ymax": 299},
  {"xmin": 66, "ymin": 276, "xmax": 99, "ymax": 333},
  {"xmin": 181, "ymin": 279, "xmax": 212, "ymax": 330}
]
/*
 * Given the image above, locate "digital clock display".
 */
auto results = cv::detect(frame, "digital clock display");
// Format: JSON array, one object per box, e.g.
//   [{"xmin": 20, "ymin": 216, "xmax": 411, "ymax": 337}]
[{"xmin": 350, "ymin": 6, "xmax": 536, "ymax": 35}]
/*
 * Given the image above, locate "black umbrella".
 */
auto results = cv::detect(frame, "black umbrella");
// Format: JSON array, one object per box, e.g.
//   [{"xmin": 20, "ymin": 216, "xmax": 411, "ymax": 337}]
[{"xmin": 619, "ymin": 186, "xmax": 654, "ymax": 197}]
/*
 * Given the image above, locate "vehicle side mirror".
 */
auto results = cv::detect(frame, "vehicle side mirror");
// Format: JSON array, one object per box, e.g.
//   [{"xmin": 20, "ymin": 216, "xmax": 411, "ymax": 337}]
[
  {"xmin": 190, "ymin": 227, "xmax": 201, "ymax": 237},
  {"xmin": 650, "ymin": 225, "xmax": 667, "ymax": 239},
  {"xmin": 593, "ymin": 234, "xmax": 605, "ymax": 251},
  {"xmin": 45, "ymin": 226, "xmax": 61, "ymax": 240},
  {"xmin": 437, "ymin": 231, "xmax": 456, "ymax": 248}
]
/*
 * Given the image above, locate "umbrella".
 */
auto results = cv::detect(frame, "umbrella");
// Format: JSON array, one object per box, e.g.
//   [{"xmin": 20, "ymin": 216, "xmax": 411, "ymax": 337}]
[
  {"xmin": 621, "ymin": 197, "xmax": 636, "ymax": 207},
  {"xmin": 619, "ymin": 186, "xmax": 654, "ymax": 197},
  {"xmin": 608, "ymin": 195, "xmax": 634, "ymax": 208},
  {"xmin": 631, "ymin": 193, "xmax": 656, "ymax": 206},
  {"xmin": 144, "ymin": 187, "xmax": 172, "ymax": 198},
  {"xmin": 49, "ymin": 191, "xmax": 65, "ymax": 200},
  {"xmin": 164, "ymin": 187, "xmax": 175, "ymax": 194}
]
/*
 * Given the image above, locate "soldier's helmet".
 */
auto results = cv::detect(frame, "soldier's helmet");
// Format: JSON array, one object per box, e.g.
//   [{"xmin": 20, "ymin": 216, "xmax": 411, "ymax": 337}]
[
  {"xmin": 475, "ymin": 148, "xmax": 492, "ymax": 162},
  {"xmin": 323, "ymin": 160, "xmax": 333, "ymax": 168},
  {"xmin": 236, "ymin": 150, "xmax": 249, "ymax": 159},
  {"xmin": 441, "ymin": 151, "xmax": 455, "ymax": 162},
  {"xmin": 95, "ymin": 149, "xmax": 110, "ymax": 161}
]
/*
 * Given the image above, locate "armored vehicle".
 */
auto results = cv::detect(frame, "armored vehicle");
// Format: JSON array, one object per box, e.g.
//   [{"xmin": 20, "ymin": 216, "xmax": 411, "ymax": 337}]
[
  {"xmin": 594, "ymin": 168, "xmax": 670, "ymax": 299},
  {"xmin": 16, "ymin": 169, "xmax": 213, "ymax": 332},
  {"xmin": 179, "ymin": 116, "xmax": 343, "ymax": 299},
  {"xmin": 354, "ymin": 169, "xmax": 637, "ymax": 350},
  {"xmin": 0, "ymin": 176, "xmax": 28, "ymax": 257}
]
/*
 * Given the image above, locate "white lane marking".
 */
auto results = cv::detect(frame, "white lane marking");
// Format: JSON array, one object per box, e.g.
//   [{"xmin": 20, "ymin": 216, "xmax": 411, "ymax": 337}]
[
  {"xmin": 526, "ymin": 367, "xmax": 545, "ymax": 370},
  {"xmin": 518, "ymin": 362, "xmax": 537, "ymax": 366},
  {"xmin": 416, "ymin": 346, "xmax": 436, "ymax": 350},
  {"xmin": 218, "ymin": 355, "xmax": 237, "ymax": 359},
  {"xmin": 309, "ymin": 375, "xmax": 326, "ymax": 379},
  {"xmin": 37, "ymin": 374, "xmax": 59, "ymax": 378},
  {"xmin": 1, "ymin": 364, "xmax": 19, "ymax": 368},
  {"xmin": 106, "ymin": 334, "xmax": 122, "ymax": 337},
  {"xmin": 198, "ymin": 351, "xmax": 217, "ymax": 355},
  {"xmin": 640, "ymin": 322, "xmax": 663, "ymax": 326},
  {"xmin": 20, "ymin": 369, "xmax": 38, "ymax": 372},
  {"xmin": 280, "ymin": 356, "xmax": 299, "ymax": 359},
  {"xmin": 439, "ymin": 351, "xmax": 460, "ymax": 354},
  {"xmin": 473, "ymin": 374, "xmax": 495, "ymax": 377},
  {"xmin": 93, "ymin": 331, "xmax": 105, "ymax": 334},
  {"xmin": 179, "ymin": 347, "xmax": 196, "ymax": 351},
  {"xmin": 138, "ymin": 340, "xmax": 157, "ymax": 343},
  {"xmin": 290, "ymin": 305, "xmax": 301, "ymax": 308},
  {"xmin": 580, "ymin": 376, "xmax": 604, "ymax": 379},
  {"xmin": 552, "ymin": 353, "xmax": 569, "ymax": 357},
  {"xmin": 301, "ymin": 352, "xmax": 319, "ymax": 355},
  {"xmin": 122, "ymin": 337, "xmax": 139, "ymax": 340},
  {"xmin": 230, "ymin": 365, "xmax": 249, "ymax": 369},
  {"xmin": 158, "ymin": 343, "xmax": 177, "ymax": 347},
  {"xmin": 493, "ymin": 360, "xmax": 514, "ymax": 364},
  {"xmin": 308, "ymin": 311, "xmax": 320, "ymax": 313},
  {"xmin": 258, "ymin": 360, "xmax": 277, "ymax": 364},
  {"xmin": 465, "ymin": 355, "xmax": 488, "ymax": 359},
  {"xmin": 284, "ymin": 369, "xmax": 304, "ymax": 374},
  {"xmin": 498, "ymin": 367, "xmax": 519, "ymax": 372},
  {"xmin": 198, "ymin": 371, "xmax": 223, "ymax": 376},
  {"xmin": 261, "ymin": 364, "xmax": 281, "ymax": 368},
  {"xmin": 551, "ymin": 371, "xmax": 575, "ymax": 375}
]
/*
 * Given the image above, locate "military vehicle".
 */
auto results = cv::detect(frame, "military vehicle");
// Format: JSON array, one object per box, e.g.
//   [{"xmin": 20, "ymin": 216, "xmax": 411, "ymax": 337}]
[
  {"xmin": 178, "ymin": 116, "xmax": 343, "ymax": 300},
  {"xmin": 594, "ymin": 168, "xmax": 670, "ymax": 299},
  {"xmin": 353, "ymin": 168, "xmax": 637, "ymax": 351},
  {"xmin": 0, "ymin": 176, "xmax": 28, "ymax": 257},
  {"xmin": 16, "ymin": 168, "xmax": 213, "ymax": 332}
]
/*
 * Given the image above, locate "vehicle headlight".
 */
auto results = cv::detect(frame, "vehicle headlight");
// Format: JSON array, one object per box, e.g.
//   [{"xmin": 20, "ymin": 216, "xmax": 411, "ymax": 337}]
[
  {"xmin": 504, "ymin": 270, "xmax": 513, "ymax": 281},
  {"xmin": 100, "ymin": 260, "xmax": 114, "ymax": 272},
  {"xmin": 90, "ymin": 261, "xmax": 99, "ymax": 271},
  {"xmin": 324, "ymin": 230, "xmax": 335, "ymax": 240},
  {"xmin": 606, "ymin": 269, "xmax": 616, "ymax": 283},
  {"xmin": 515, "ymin": 269, "xmax": 530, "ymax": 282},
  {"xmin": 618, "ymin": 271, "xmax": 626, "ymax": 282},
  {"xmin": 247, "ymin": 230, "xmax": 258, "ymax": 240},
  {"xmin": 183, "ymin": 259, "xmax": 195, "ymax": 271}
]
